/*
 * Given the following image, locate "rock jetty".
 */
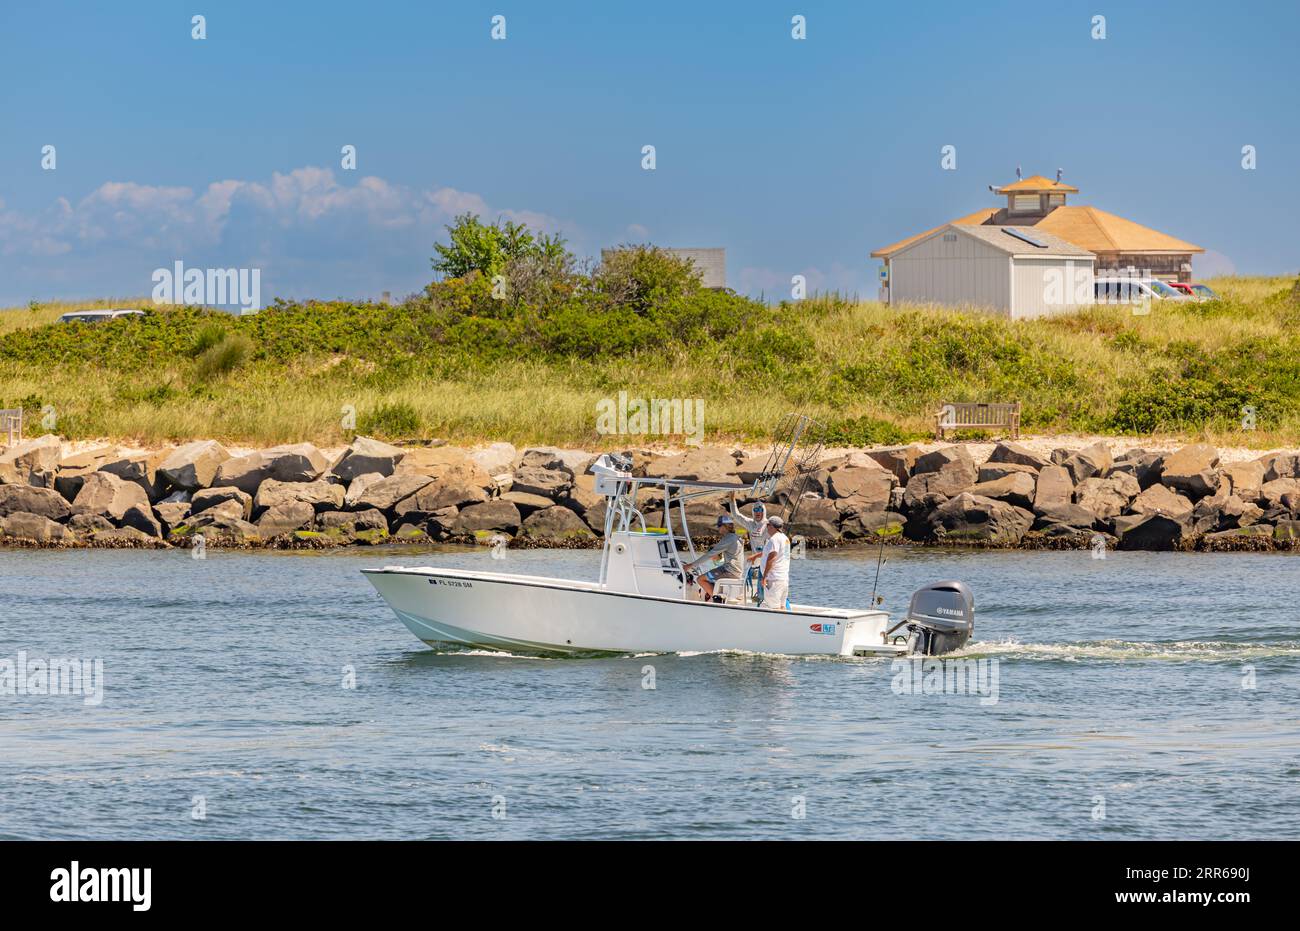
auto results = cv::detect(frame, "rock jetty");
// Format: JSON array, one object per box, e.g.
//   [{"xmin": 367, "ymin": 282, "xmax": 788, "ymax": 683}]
[{"xmin": 1, "ymin": 435, "xmax": 1298, "ymax": 552}]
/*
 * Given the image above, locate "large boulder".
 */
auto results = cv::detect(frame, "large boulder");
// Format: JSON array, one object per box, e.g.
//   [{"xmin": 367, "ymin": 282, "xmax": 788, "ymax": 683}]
[
  {"xmin": 1074, "ymin": 474, "xmax": 1139, "ymax": 521},
  {"xmin": 174, "ymin": 511, "xmax": 261, "ymax": 546},
  {"xmin": 839, "ymin": 508, "xmax": 907, "ymax": 539},
  {"xmin": 53, "ymin": 446, "xmax": 117, "ymax": 500},
  {"xmin": 350, "ymin": 474, "xmax": 434, "ymax": 512},
  {"xmin": 1031, "ymin": 464, "xmax": 1073, "ymax": 513},
  {"xmin": 1159, "ymin": 444, "xmax": 1221, "ymax": 499},
  {"xmin": 1114, "ymin": 512, "xmax": 1189, "ymax": 551},
  {"xmin": 903, "ymin": 448, "xmax": 977, "ymax": 510},
  {"xmin": 986, "ymin": 441, "xmax": 1048, "ymax": 470},
  {"xmin": 1110, "ymin": 449, "xmax": 1164, "ymax": 490},
  {"xmin": 72, "ymin": 472, "xmax": 151, "ymax": 524},
  {"xmin": 100, "ymin": 449, "xmax": 169, "ymax": 501},
  {"xmin": 1259, "ymin": 478, "xmax": 1300, "ymax": 511},
  {"xmin": 191, "ymin": 486, "xmax": 253, "ymax": 519},
  {"xmin": 863, "ymin": 445, "xmax": 921, "ymax": 485},
  {"xmin": 1062, "ymin": 442, "xmax": 1112, "ymax": 484},
  {"xmin": 510, "ymin": 466, "xmax": 573, "ymax": 499},
  {"xmin": 0, "ymin": 434, "xmax": 62, "ymax": 485},
  {"xmin": 1129, "ymin": 483, "xmax": 1194, "ymax": 519},
  {"xmin": 928, "ymin": 493, "xmax": 1033, "ymax": 546},
  {"xmin": 157, "ymin": 440, "xmax": 230, "ymax": 491},
  {"xmin": 913, "ymin": 445, "xmax": 976, "ymax": 477},
  {"xmin": 518, "ymin": 505, "xmax": 597, "ymax": 545},
  {"xmin": 396, "ymin": 445, "xmax": 493, "ymax": 488},
  {"xmin": 392, "ymin": 482, "xmax": 488, "ymax": 524},
  {"xmin": 213, "ymin": 443, "xmax": 329, "ymax": 494},
  {"xmin": 253, "ymin": 478, "xmax": 344, "ymax": 514},
  {"xmin": 966, "ymin": 472, "xmax": 1036, "ymax": 509},
  {"xmin": 88, "ymin": 526, "xmax": 168, "ymax": 548},
  {"xmin": 1261, "ymin": 452, "xmax": 1300, "ymax": 483},
  {"xmin": 977, "ymin": 461, "xmax": 1039, "ymax": 483},
  {"xmin": 153, "ymin": 501, "xmax": 192, "ymax": 535},
  {"xmin": 0, "ymin": 484, "xmax": 72, "ymax": 521},
  {"xmin": 0, "ymin": 511, "xmax": 76, "ymax": 545},
  {"xmin": 1031, "ymin": 503, "xmax": 1098, "ymax": 530},
  {"xmin": 342, "ymin": 472, "xmax": 384, "ymax": 509},
  {"xmin": 317, "ymin": 508, "xmax": 388, "ymax": 533},
  {"xmin": 470, "ymin": 442, "xmax": 517, "ymax": 477},
  {"xmin": 328, "ymin": 436, "xmax": 405, "ymax": 482},
  {"xmin": 1223, "ymin": 460, "xmax": 1266, "ymax": 502},
  {"xmin": 501, "ymin": 490, "xmax": 558, "ymax": 517},
  {"xmin": 788, "ymin": 497, "xmax": 841, "ymax": 542},
  {"xmin": 827, "ymin": 465, "xmax": 895, "ymax": 505},
  {"xmin": 451, "ymin": 500, "xmax": 522, "ymax": 537},
  {"xmin": 256, "ymin": 501, "xmax": 316, "ymax": 537}
]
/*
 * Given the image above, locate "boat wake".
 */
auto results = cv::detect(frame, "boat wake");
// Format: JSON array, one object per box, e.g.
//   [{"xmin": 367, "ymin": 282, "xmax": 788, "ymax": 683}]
[{"xmin": 953, "ymin": 638, "xmax": 1300, "ymax": 662}]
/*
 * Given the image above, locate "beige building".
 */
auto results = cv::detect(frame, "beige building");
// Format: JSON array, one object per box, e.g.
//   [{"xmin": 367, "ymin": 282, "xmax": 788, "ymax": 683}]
[{"xmin": 873, "ymin": 173, "xmax": 1204, "ymax": 300}]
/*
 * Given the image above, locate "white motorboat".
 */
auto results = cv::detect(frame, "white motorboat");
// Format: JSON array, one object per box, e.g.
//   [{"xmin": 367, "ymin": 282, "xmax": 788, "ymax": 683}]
[{"xmin": 363, "ymin": 415, "xmax": 975, "ymax": 658}]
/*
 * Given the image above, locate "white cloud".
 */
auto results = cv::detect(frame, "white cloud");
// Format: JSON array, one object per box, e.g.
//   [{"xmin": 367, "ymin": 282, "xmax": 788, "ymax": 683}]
[{"xmin": 0, "ymin": 167, "xmax": 576, "ymax": 304}]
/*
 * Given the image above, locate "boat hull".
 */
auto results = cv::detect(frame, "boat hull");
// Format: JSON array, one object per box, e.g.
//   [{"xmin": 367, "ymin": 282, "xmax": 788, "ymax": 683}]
[{"xmin": 362, "ymin": 566, "xmax": 903, "ymax": 657}]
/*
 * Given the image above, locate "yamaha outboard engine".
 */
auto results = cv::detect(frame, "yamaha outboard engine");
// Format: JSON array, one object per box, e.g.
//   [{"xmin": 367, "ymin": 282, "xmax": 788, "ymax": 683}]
[{"xmin": 903, "ymin": 581, "xmax": 974, "ymax": 655}]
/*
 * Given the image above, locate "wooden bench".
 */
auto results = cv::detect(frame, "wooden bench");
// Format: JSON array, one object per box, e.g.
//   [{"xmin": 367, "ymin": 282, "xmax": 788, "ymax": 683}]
[
  {"xmin": 0, "ymin": 408, "xmax": 21, "ymax": 446},
  {"xmin": 935, "ymin": 401, "xmax": 1020, "ymax": 441}
]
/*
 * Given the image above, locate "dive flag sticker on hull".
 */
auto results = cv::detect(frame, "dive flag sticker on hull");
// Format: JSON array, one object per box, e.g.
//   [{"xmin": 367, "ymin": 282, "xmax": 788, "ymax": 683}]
[{"xmin": 809, "ymin": 623, "xmax": 836, "ymax": 635}]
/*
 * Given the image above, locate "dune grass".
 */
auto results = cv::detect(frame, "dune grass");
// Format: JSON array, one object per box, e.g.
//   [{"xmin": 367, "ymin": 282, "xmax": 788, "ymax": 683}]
[{"xmin": 1, "ymin": 276, "xmax": 1298, "ymax": 450}]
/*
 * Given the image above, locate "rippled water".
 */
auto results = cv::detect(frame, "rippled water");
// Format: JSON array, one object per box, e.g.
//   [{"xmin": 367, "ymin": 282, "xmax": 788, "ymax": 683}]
[{"xmin": 2, "ymin": 543, "xmax": 1298, "ymax": 839}]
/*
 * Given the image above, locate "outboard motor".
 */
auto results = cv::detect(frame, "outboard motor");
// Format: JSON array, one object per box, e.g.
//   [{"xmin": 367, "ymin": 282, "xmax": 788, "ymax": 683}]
[{"xmin": 903, "ymin": 581, "xmax": 974, "ymax": 655}]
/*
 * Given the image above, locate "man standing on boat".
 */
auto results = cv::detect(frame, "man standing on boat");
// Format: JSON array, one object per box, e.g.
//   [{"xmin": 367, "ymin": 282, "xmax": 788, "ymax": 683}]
[
  {"xmin": 730, "ymin": 494, "xmax": 771, "ymax": 599},
  {"xmin": 758, "ymin": 515, "xmax": 791, "ymax": 610},
  {"xmin": 684, "ymin": 515, "xmax": 745, "ymax": 602}
]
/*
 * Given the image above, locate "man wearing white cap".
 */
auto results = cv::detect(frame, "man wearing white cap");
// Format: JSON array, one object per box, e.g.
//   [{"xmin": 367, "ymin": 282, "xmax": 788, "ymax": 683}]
[{"xmin": 758, "ymin": 514, "xmax": 791, "ymax": 610}]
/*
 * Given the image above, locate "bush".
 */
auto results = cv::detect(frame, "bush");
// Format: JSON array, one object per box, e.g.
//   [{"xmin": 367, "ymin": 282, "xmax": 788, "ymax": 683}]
[
  {"xmin": 591, "ymin": 245, "xmax": 702, "ymax": 314},
  {"xmin": 357, "ymin": 401, "xmax": 423, "ymax": 438},
  {"xmin": 195, "ymin": 333, "xmax": 253, "ymax": 380}
]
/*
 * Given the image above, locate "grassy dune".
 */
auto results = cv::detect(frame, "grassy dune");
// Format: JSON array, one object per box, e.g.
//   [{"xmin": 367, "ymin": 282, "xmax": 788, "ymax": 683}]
[{"xmin": 2, "ymin": 276, "xmax": 1298, "ymax": 449}]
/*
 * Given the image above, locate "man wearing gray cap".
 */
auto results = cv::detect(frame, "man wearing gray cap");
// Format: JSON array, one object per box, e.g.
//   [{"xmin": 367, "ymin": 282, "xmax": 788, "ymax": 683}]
[
  {"xmin": 757, "ymin": 514, "xmax": 791, "ymax": 610},
  {"xmin": 685, "ymin": 514, "xmax": 745, "ymax": 602}
]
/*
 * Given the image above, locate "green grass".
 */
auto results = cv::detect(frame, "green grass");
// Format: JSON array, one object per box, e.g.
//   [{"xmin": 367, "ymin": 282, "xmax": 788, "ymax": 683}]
[{"xmin": 2, "ymin": 276, "xmax": 1299, "ymax": 449}]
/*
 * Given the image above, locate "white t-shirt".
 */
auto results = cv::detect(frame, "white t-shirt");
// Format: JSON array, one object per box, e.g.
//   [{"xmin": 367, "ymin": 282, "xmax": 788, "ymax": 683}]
[{"xmin": 759, "ymin": 531, "xmax": 791, "ymax": 583}]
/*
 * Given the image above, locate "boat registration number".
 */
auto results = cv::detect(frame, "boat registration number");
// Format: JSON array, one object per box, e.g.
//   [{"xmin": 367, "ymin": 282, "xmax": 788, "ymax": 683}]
[{"xmin": 427, "ymin": 578, "xmax": 473, "ymax": 588}]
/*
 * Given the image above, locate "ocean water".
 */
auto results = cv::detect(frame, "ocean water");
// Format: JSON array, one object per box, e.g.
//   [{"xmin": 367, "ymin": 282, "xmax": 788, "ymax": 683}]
[{"xmin": 2, "ymin": 543, "xmax": 1298, "ymax": 840}]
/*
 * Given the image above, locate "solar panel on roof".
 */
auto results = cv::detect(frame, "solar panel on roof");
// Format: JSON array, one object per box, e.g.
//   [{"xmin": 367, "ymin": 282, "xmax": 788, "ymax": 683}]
[{"xmin": 1003, "ymin": 227, "xmax": 1049, "ymax": 248}]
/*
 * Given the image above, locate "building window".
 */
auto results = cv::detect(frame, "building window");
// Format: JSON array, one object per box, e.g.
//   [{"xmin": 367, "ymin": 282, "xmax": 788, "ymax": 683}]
[
  {"xmin": 1011, "ymin": 194, "xmax": 1040, "ymax": 213},
  {"xmin": 1047, "ymin": 193, "xmax": 1065, "ymax": 207}
]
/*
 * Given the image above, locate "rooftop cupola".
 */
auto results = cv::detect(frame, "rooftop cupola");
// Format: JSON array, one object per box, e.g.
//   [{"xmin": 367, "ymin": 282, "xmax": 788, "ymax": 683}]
[{"xmin": 992, "ymin": 169, "xmax": 1078, "ymax": 216}]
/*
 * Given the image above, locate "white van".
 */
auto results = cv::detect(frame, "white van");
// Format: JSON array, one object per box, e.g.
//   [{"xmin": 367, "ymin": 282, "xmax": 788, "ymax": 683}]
[
  {"xmin": 57, "ymin": 308, "xmax": 147, "ymax": 324},
  {"xmin": 1093, "ymin": 278, "xmax": 1189, "ymax": 304}
]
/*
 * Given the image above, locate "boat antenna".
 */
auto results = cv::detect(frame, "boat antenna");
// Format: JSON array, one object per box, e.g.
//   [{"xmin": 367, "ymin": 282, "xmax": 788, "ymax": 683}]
[{"xmin": 868, "ymin": 511, "xmax": 892, "ymax": 607}]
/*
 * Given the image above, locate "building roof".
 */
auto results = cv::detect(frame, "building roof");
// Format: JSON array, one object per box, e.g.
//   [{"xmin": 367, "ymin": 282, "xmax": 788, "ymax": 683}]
[
  {"xmin": 894, "ymin": 224, "xmax": 1092, "ymax": 260},
  {"xmin": 994, "ymin": 174, "xmax": 1079, "ymax": 194},
  {"xmin": 1035, "ymin": 206, "xmax": 1203, "ymax": 255},
  {"xmin": 954, "ymin": 225, "xmax": 1094, "ymax": 257},
  {"xmin": 869, "ymin": 208, "xmax": 998, "ymax": 258},
  {"xmin": 872, "ymin": 205, "xmax": 1202, "ymax": 259}
]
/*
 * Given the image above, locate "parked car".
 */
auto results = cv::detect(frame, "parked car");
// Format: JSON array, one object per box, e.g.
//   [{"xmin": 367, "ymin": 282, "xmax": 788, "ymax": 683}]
[
  {"xmin": 1169, "ymin": 281, "xmax": 1219, "ymax": 300},
  {"xmin": 57, "ymin": 308, "xmax": 147, "ymax": 324},
  {"xmin": 1093, "ymin": 277, "xmax": 1190, "ymax": 304}
]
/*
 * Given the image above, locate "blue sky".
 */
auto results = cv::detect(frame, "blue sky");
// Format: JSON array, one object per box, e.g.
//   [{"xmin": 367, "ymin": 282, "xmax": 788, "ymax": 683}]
[{"xmin": 1, "ymin": 0, "xmax": 1297, "ymax": 306}]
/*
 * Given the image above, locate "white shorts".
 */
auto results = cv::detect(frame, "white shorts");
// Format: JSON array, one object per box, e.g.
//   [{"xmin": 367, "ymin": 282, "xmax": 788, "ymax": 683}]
[{"xmin": 761, "ymin": 579, "xmax": 788, "ymax": 610}]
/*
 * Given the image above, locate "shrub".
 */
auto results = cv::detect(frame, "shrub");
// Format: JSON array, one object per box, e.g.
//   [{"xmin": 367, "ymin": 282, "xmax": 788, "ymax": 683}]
[
  {"xmin": 357, "ymin": 401, "xmax": 423, "ymax": 438},
  {"xmin": 195, "ymin": 333, "xmax": 253, "ymax": 380}
]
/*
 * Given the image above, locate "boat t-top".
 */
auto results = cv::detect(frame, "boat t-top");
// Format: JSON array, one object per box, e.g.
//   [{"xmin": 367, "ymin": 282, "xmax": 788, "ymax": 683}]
[{"xmin": 363, "ymin": 414, "xmax": 974, "ymax": 657}]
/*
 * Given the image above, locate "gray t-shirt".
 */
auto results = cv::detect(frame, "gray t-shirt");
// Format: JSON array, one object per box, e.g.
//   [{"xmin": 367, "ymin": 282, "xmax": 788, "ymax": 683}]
[{"xmin": 702, "ymin": 531, "xmax": 745, "ymax": 578}]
